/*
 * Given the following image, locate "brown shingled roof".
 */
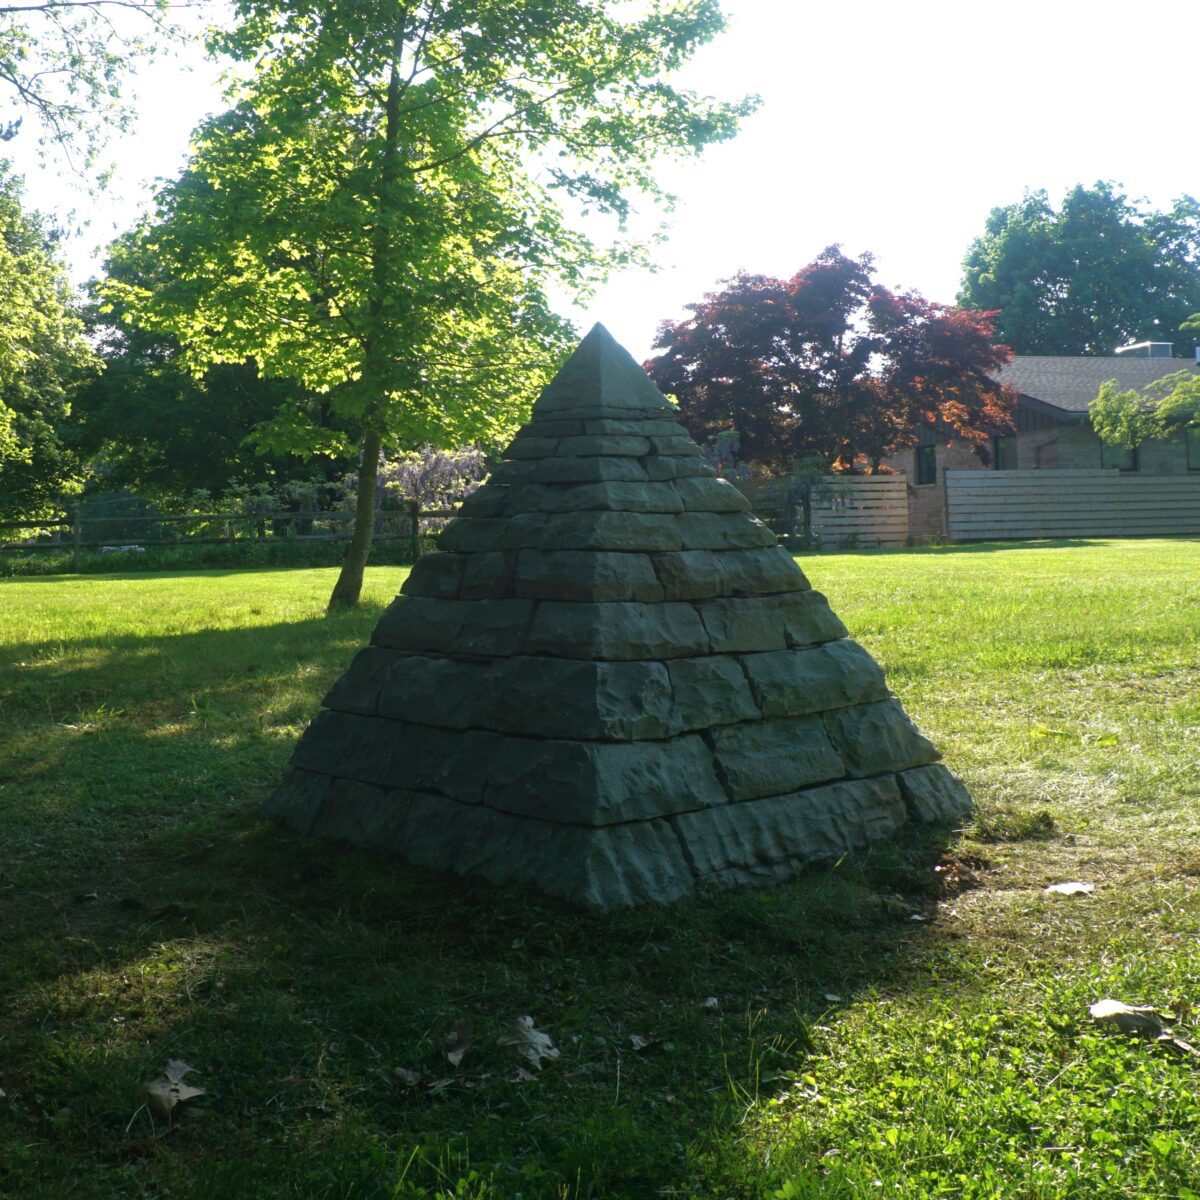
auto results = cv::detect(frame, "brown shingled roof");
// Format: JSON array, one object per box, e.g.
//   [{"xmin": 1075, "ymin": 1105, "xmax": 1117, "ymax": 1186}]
[{"xmin": 995, "ymin": 356, "xmax": 1200, "ymax": 414}]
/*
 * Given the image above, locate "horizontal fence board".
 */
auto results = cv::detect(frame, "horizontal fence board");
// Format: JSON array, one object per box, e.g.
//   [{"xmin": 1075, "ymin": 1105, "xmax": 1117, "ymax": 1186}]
[
  {"xmin": 947, "ymin": 469, "xmax": 1200, "ymax": 540},
  {"xmin": 748, "ymin": 475, "xmax": 910, "ymax": 547}
]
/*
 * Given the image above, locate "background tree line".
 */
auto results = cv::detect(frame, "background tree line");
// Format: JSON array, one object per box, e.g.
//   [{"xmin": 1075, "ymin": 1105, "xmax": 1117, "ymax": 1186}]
[{"xmin": 4, "ymin": 0, "xmax": 1200, "ymax": 597}]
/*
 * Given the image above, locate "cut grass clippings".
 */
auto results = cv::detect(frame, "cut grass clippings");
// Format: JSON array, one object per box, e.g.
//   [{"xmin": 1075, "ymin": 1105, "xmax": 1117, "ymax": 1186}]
[{"xmin": 1, "ymin": 539, "xmax": 1199, "ymax": 1198}]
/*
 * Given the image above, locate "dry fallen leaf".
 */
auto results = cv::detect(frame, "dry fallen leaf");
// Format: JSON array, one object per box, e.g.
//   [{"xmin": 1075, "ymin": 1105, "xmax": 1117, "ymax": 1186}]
[
  {"xmin": 143, "ymin": 1060, "xmax": 206, "ymax": 1120},
  {"xmin": 444, "ymin": 1021, "xmax": 477, "ymax": 1069},
  {"xmin": 498, "ymin": 1016, "xmax": 559, "ymax": 1069},
  {"xmin": 1089, "ymin": 999, "xmax": 1199, "ymax": 1055},
  {"xmin": 1045, "ymin": 882, "xmax": 1094, "ymax": 896},
  {"xmin": 629, "ymin": 1032, "xmax": 661, "ymax": 1052},
  {"xmin": 1089, "ymin": 999, "xmax": 1164, "ymax": 1034}
]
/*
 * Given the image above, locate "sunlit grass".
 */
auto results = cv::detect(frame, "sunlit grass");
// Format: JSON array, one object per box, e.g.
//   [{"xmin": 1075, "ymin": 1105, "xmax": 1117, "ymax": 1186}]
[{"xmin": 1, "ymin": 543, "xmax": 1199, "ymax": 1198}]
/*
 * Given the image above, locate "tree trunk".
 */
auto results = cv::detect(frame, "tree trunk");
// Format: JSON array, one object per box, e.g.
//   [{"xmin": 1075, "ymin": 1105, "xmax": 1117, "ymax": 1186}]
[
  {"xmin": 327, "ymin": 424, "xmax": 383, "ymax": 611},
  {"xmin": 326, "ymin": 23, "xmax": 405, "ymax": 613}
]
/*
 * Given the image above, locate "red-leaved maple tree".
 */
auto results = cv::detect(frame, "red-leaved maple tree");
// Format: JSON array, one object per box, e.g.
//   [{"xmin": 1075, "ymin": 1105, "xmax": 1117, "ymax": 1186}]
[{"xmin": 645, "ymin": 246, "xmax": 1015, "ymax": 471}]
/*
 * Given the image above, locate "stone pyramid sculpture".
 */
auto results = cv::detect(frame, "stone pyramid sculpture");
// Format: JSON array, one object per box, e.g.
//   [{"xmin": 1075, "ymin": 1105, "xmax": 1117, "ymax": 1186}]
[{"xmin": 268, "ymin": 324, "xmax": 970, "ymax": 908}]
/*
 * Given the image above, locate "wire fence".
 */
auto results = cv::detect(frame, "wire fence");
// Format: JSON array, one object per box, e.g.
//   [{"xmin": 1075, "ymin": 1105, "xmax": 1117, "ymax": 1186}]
[{"xmin": 0, "ymin": 503, "xmax": 458, "ymax": 570}]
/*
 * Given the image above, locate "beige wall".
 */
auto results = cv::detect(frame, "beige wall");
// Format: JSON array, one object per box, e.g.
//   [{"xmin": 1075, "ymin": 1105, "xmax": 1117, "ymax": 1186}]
[{"xmin": 881, "ymin": 420, "xmax": 1199, "ymax": 542}]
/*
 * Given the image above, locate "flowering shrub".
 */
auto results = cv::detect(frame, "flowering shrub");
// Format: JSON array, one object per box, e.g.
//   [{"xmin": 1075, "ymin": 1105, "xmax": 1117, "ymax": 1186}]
[{"xmin": 375, "ymin": 445, "xmax": 489, "ymax": 512}]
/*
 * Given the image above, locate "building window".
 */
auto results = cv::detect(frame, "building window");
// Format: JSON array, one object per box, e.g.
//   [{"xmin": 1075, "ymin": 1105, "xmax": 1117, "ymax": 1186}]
[
  {"xmin": 992, "ymin": 435, "xmax": 1018, "ymax": 470},
  {"xmin": 1188, "ymin": 427, "xmax": 1200, "ymax": 471},
  {"xmin": 1100, "ymin": 442, "xmax": 1138, "ymax": 472},
  {"xmin": 915, "ymin": 444, "xmax": 937, "ymax": 485}
]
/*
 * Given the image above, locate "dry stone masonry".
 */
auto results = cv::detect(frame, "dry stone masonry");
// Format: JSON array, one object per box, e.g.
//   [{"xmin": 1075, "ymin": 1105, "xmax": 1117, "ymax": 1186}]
[{"xmin": 268, "ymin": 324, "xmax": 970, "ymax": 907}]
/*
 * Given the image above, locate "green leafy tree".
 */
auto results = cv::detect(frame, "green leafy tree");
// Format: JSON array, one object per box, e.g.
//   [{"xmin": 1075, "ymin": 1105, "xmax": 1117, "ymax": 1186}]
[
  {"xmin": 1090, "ymin": 371, "xmax": 1200, "ymax": 451},
  {"xmin": 77, "ymin": 255, "xmax": 352, "ymax": 501},
  {"xmin": 0, "ymin": 160, "xmax": 94, "ymax": 519},
  {"xmin": 959, "ymin": 183, "xmax": 1200, "ymax": 356},
  {"xmin": 106, "ymin": 0, "xmax": 751, "ymax": 608},
  {"xmin": 0, "ymin": 0, "xmax": 178, "ymax": 162}
]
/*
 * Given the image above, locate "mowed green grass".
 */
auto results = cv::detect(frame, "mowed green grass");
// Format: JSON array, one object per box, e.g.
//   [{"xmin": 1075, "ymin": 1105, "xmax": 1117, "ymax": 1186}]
[{"xmin": 2, "ymin": 541, "xmax": 1200, "ymax": 1199}]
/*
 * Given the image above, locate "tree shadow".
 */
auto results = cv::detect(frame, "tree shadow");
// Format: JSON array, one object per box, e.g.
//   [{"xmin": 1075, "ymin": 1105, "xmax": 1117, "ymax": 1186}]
[{"xmin": 0, "ymin": 613, "xmax": 971, "ymax": 1200}]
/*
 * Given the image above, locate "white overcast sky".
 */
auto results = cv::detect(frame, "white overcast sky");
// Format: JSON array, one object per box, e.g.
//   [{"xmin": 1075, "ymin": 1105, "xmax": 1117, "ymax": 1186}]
[{"xmin": 8, "ymin": 0, "xmax": 1200, "ymax": 361}]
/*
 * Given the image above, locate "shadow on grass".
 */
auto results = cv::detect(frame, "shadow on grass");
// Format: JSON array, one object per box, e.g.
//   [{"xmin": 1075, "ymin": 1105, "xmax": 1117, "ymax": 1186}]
[{"xmin": 0, "ymin": 612, "xmax": 970, "ymax": 1200}]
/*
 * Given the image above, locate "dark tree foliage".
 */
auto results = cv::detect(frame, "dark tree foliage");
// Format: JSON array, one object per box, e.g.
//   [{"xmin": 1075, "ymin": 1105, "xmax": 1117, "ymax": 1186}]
[
  {"xmin": 74, "ymin": 297, "xmax": 352, "ymax": 502},
  {"xmin": 0, "ymin": 160, "xmax": 93, "ymax": 519},
  {"xmin": 646, "ymin": 247, "xmax": 1014, "ymax": 472},
  {"xmin": 958, "ymin": 183, "xmax": 1200, "ymax": 356}
]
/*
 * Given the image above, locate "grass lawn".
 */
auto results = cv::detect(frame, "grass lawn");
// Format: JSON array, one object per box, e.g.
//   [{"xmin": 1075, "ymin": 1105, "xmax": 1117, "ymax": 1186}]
[{"xmin": 2, "ymin": 539, "xmax": 1200, "ymax": 1199}]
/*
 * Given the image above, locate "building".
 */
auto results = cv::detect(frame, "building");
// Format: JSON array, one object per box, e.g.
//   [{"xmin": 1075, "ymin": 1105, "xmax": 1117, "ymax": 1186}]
[{"xmin": 883, "ymin": 344, "xmax": 1200, "ymax": 541}]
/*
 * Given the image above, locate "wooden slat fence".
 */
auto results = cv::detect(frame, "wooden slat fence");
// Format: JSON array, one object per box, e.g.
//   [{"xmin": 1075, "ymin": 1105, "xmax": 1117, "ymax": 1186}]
[
  {"xmin": 0, "ymin": 503, "xmax": 457, "ymax": 568},
  {"xmin": 946, "ymin": 469, "xmax": 1200, "ymax": 540},
  {"xmin": 745, "ymin": 475, "xmax": 910, "ymax": 547}
]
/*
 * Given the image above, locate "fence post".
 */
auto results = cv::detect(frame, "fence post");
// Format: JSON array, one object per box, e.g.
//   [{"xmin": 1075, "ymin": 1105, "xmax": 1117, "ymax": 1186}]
[
  {"xmin": 72, "ymin": 510, "xmax": 82, "ymax": 572},
  {"xmin": 408, "ymin": 500, "xmax": 420, "ymax": 563}
]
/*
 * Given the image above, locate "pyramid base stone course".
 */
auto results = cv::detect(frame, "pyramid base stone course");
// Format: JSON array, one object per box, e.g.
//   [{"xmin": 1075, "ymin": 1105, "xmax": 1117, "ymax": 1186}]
[{"xmin": 268, "ymin": 324, "xmax": 971, "ymax": 908}]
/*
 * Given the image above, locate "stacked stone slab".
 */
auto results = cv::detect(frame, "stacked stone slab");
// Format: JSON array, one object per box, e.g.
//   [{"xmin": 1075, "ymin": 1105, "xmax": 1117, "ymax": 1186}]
[{"xmin": 268, "ymin": 323, "xmax": 970, "ymax": 908}]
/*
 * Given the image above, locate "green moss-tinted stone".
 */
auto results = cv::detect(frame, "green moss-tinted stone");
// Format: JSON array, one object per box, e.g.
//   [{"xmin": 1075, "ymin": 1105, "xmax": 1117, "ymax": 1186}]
[
  {"xmin": 485, "ymin": 734, "xmax": 726, "ymax": 824},
  {"xmin": 710, "ymin": 717, "xmax": 844, "ymax": 801},
  {"xmin": 897, "ymin": 764, "xmax": 972, "ymax": 823},
  {"xmin": 530, "ymin": 456, "xmax": 650, "ymax": 484},
  {"xmin": 437, "ymin": 518, "xmax": 510, "ymax": 554},
  {"xmin": 514, "ymin": 549, "xmax": 664, "ymax": 602},
  {"xmin": 673, "ymin": 476, "xmax": 751, "ymax": 512},
  {"xmin": 505, "ymin": 481, "xmax": 683, "ymax": 515},
  {"xmin": 296, "ymin": 715, "xmax": 498, "ymax": 800},
  {"xmin": 672, "ymin": 775, "xmax": 907, "ymax": 884},
  {"xmin": 265, "ymin": 768, "xmax": 332, "ymax": 835},
  {"xmin": 523, "ymin": 417, "xmax": 584, "ymax": 437},
  {"xmin": 322, "ymin": 645, "xmax": 396, "ymax": 715},
  {"xmin": 650, "ymin": 546, "xmax": 804, "ymax": 601},
  {"xmin": 679, "ymin": 511, "xmax": 775, "ymax": 550},
  {"xmin": 778, "ymin": 590, "xmax": 849, "ymax": 646},
  {"xmin": 650, "ymin": 550, "xmax": 727, "ymax": 600},
  {"xmin": 740, "ymin": 641, "xmax": 887, "ymax": 718},
  {"xmin": 377, "ymin": 654, "xmax": 487, "ymax": 729},
  {"xmin": 394, "ymin": 794, "xmax": 697, "ymax": 908},
  {"xmin": 291, "ymin": 710, "xmax": 398, "ymax": 787},
  {"xmin": 695, "ymin": 595, "xmax": 788, "ymax": 652},
  {"xmin": 539, "ymin": 511, "xmax": 683, "ymax": 551},
  {"xmin": 583, "ymin": 418, "xmax": 685, "ymax": 436},
  {"xmin": 723, "ymin": 546, "xmax": 809, "ymax": 595},
  {"xmin": 666, "ymin": 654, "xmax": 761, "ymax": 729},
  {"xmin": 525, "ymin": 601, "xmax": 709, "ymax": 659},
  {"xmin": 553, "ymin": 434, "xmax": 652, "ymax": 457},
  {"xmin": 460, "ymin": 551, "xmax": 517, "ymax": 599},
  {"xmin": 457, "ymin": 488, "xmax": 507, "ymax": 518},
  {"xmin": 532, "ymin": 324, "xmax": 677, "ymax": 416},
  {"xmin": 503, "ymin": 434, "xmax": 560, "ymax": 459},
  {"xmin": 487, "ymin": 459, "xmax": 537, "ymax": 485},
  {"xmin": 372, "ymin": 596, "xmax": 533, "ymax": 656},
  {"xmin": 272, "ymin": 323, "xmax": 966, "ymax": 909},
  {"xmin": 647, "ymin": 435, "xmax": 699, "ymax": 456},
  {"xmin": 824, "ymin": 699, "xmax": 939, "ymax": 777},
  {"xmin": 310, "ymin": 779, "xmax": 413, "ymax": 847},
  {"xmin": 474, "ymin": 657, "xmax": 676, "ymax": 739},
  {"xmin": 401, "ymin": 551, "xmax": 466, "ymax": 597},
  {"xmin": 643, "ymin": 456, "xmax": 715, "ymax": 481}
]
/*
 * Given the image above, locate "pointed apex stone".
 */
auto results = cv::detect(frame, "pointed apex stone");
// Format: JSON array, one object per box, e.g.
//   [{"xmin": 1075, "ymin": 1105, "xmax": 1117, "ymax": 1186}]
[{"xmin": 534, "ymin": 323, "xmax": 675, "ymax": 415}]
